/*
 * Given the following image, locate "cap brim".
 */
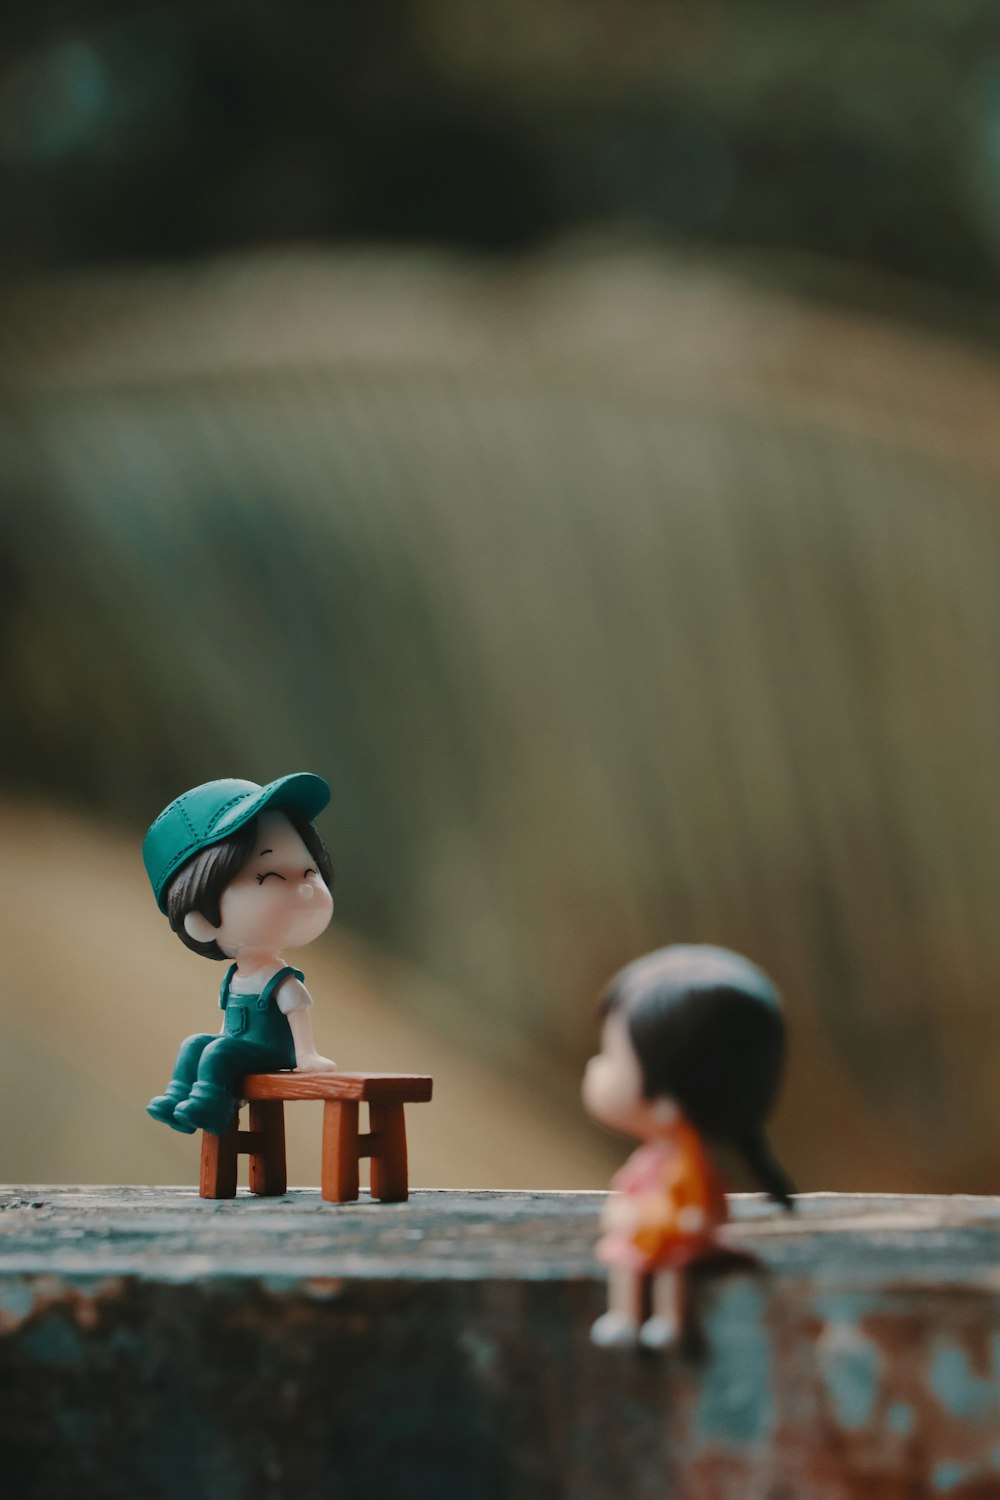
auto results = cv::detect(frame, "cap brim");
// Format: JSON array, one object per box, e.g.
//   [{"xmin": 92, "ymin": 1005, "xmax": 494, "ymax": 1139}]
[{"xmin": 213, "ymin": 772, "xmax": 331, "ymax": 839}]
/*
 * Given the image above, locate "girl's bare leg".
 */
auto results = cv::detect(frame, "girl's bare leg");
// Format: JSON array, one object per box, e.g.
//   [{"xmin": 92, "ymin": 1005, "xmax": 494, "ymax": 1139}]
[
  {"xmin": 639, "ymin": 1269, "xmax": 682, "ymax": 1349},
  {"xmin": 591, "ymin": 1267, "xmax": 644, "ymax": 1346}
]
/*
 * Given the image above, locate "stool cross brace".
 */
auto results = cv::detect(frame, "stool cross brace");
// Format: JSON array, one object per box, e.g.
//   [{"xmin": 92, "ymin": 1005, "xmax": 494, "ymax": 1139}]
[{"xmin": 199, "ymin": 1072, "xmax": 433, "ymax": 1203}]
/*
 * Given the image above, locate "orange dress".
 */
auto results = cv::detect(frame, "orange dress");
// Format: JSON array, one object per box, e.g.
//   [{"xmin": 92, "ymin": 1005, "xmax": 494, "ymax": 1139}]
[{"xmin": 596, "ymin": 1119, "xmax": 728, "ymax": 1271}]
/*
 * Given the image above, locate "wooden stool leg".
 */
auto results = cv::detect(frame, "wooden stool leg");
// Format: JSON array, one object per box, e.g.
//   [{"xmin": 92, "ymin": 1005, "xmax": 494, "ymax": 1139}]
[
  {"xmin": 321, "ymin": 1099, "xmax": 360, "ymax": 1203},
  {"xmin": 200, "ymin": 1114, "xmax": 239, "ymax": 1199},
  {"xmin": 248, "ymin": 1100, "xmax": 287, "ymax": 1196},
  {"xmin": 369, "ymin": 1101, "xmax": 409, "ymax": 1203}
]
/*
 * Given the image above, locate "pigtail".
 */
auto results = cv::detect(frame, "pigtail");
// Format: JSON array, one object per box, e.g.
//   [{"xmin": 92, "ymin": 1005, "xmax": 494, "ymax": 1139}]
[{"xmin": 739, "ymin": 1128, "xmax": 796, "ymax": 1211}]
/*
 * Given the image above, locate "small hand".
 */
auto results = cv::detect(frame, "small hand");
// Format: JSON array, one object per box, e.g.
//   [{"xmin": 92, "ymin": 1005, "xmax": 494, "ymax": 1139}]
[
  {"xmin": 601, "ymin": 1194, "xmax": 640, "ymax": 1232},
  {"xmin": 295, "ymin": 1053, "xmax": 339, "ymax": 1073}
]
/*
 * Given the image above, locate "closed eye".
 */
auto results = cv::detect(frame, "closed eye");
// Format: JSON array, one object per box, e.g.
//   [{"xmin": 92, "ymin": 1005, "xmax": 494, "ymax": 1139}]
[
  {"xmin": 256, "ymin": 871, "xmax": 287, "ymax": 884},
  {"xmin": 304, "ymin": 867, "xmax": 318, "ymax": 877}
]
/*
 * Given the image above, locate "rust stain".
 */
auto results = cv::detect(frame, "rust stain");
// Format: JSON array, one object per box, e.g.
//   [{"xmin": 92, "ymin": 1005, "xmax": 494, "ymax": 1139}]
[
  {"xmin": 0, "ymin": 1275, "xmax": 126, "ymax": 1335},
  {"xmin": 301, "ymin": 1276, "xmax": 346, "ymax": 1300}
]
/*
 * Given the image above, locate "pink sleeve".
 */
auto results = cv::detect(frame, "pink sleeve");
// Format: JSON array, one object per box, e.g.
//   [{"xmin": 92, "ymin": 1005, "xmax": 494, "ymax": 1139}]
[{"xmin": 611, "ymin": 1146, "xmax": 662, "ymax": 1194}]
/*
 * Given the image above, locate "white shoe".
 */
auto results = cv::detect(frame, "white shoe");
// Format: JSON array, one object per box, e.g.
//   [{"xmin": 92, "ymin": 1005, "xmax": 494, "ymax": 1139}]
[
  {"xmin": 590, "ymin": 1312, "xmax": 640, "ymax": 1348},
  {"xmin": 639, "ymin": 1316, "xmax": 678, "ymax": 1350}
]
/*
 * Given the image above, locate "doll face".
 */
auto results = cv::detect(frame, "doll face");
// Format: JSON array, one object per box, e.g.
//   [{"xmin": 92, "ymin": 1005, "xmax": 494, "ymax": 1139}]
[
  {"xmin": 184, "ymin": 809, "xmax": 333, "ymax": 956},
  {"xmin": 582, "ymin": 1009, "xmax": 680, "ymax": 1140}
]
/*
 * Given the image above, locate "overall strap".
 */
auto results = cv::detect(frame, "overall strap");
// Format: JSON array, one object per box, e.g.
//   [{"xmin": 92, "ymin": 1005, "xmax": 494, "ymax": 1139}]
[
  {"xmin": 259, "ymin": 965, "xmax": 305, "ymax": 1009},
  {"xmin": 219, "ymin": 963, "xmax": 238, "ymax": 1010}
]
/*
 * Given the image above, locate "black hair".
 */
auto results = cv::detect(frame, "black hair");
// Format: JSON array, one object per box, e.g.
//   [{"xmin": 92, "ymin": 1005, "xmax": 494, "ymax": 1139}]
[
  {"xmin": 601, "ymin": 945, "xmax": 795, "ymax": 1208},
  {"xmin": 166, "ymin": 814, "xmax": 334, "ymax": 961}
]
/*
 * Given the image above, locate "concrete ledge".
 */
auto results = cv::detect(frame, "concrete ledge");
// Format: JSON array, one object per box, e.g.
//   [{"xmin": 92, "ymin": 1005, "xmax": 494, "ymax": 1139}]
[{"xmin": 3, "ymin": 1189, "xmax": 1000, "ymax": 1499}]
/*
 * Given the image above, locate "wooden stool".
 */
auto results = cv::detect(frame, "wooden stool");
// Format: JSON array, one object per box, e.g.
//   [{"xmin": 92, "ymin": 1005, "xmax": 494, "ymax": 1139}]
[{"xmin": 199, "ymin": 1072, "xmax": 433, "ymax": 1202}]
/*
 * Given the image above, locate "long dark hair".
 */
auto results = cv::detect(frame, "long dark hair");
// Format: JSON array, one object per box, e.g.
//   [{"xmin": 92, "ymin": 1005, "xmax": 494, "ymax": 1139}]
[
  {"xmin": 601, "ymin": 945, "xmax": 795, "ymax": 1208},
  {"xmin": 166, "ymin": 814, "xmax": 334, "ymax": 960}
]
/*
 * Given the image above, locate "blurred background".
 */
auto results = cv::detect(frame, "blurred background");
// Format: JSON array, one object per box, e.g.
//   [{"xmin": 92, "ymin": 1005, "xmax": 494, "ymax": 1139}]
[{"xmin": 2, "ymin": 1, "xmax": 1000, "ymax": 1193}]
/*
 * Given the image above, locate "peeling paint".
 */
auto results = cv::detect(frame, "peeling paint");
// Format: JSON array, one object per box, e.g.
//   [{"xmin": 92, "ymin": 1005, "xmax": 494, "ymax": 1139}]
[
  {"xmin": 933, "ymin": 1459, "xmax": 972, "ymax": 1492},
  {"xmin": 886, "ymin": 1400, "xmax": 915, "ymax": 1437},
  {"xmin": 17, "ymin": 1313, "xmax": 86, "ymax": 1370},
  {"xmin": 817, "ymin": 1319, "xmax": 881, "ymax": 1431},
  {"xmin": 0, "ymin": 1274, "xmax": 126, "ymax": 1336},
  {"xmin": 0, "ymin": 1277, "xmax": 37, "ymax": 1330},
  {"xmin": 932, "ymin": 1344, "xmax": 998, "ymax": 1424},
  {"xmin": 813, "ymin": 1292, "xmax": 877, "ymax": 1327},
  {"xmin": 694, "ymin": 1279, "xmax": 772, "ymax": 1447},
  {"xmin": 459, "ymin": 1327, "xmax": 499, "ymax": 1375}
]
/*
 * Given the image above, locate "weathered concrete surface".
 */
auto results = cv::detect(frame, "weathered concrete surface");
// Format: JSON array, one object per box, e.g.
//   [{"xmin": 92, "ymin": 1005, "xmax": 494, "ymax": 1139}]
[{"xmin": 4, "ymin": 1190, "xmax": 1000, "ymax": 1499}]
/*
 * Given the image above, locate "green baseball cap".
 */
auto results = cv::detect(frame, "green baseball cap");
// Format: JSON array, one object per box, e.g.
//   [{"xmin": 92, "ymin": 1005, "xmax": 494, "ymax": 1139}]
[{"xmin": 143, "ymin": 773, "xmax": 331, "ymax": 912}]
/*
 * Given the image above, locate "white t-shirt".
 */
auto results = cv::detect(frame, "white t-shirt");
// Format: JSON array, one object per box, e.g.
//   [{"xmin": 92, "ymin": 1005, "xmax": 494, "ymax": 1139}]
[{"xmin": 229, "ymin": 961, "xmax": 312, "ymax": 1015}]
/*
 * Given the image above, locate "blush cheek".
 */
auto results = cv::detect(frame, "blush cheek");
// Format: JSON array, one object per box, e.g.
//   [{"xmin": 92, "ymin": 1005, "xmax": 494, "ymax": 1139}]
[
  {"xmin": 582, "ymin": 1057, "xmax": 610, "ymax": 1117},
  {"xmin": 583, "ymin": 1054, "xmax": 645, "ymax": 1132},
  {"xmin": 303, "ymin": 883, "xmax": 333, "ymax": 919},
  {"xmin": 297, "ymin": 891, "xmax": 334, "ymax": 940},
  {"xmin": 265, "ymin": 886, "xmax": 304, "ymax": 935},
  {"xmin": 223, "ymin": 884, "xmax": 289, "ymax": 944}
]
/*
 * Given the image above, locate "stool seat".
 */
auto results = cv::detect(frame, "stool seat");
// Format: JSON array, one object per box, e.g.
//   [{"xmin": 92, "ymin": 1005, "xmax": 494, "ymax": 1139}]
[
  {"xmin": 242, "ymin": 1071, "xmax": 434, "ymax": 1102},
  {"xmin": 199, "ymin": 1071, "xmax": 433, "ymax": 1203}
]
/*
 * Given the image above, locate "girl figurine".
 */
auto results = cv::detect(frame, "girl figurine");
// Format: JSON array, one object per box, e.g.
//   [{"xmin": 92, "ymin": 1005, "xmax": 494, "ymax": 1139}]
[
  {"xmin": 582, "ymin": 944, "xmax": 794, "ymax": 1349},
  {"xmin": 143, "ymin": 774, "xmax": 337, "ymax": 1136}
]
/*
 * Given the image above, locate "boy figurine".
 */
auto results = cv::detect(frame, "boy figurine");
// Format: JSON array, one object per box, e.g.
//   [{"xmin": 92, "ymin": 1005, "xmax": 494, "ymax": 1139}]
[{"xmin": 144, "ymin": 774, "xmax": 336, "ymax": 1136}]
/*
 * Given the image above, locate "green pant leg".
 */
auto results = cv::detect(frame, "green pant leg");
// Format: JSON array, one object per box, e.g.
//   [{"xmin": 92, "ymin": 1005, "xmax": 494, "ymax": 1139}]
[
  {"xmin": 196, "ymin": 1037, "xmax": 288, "ymax": 1092},
  {"xmin": 147, "ymin": 1033, "xmax": 217, "ymax": 1132},
  {"xmin": 171, "ymin": 1039, "xmax": 294, "ymax": 1136},
  {"xmin": 172, "ymin": 1033, "xmax": 217, "ymax": 1087}
]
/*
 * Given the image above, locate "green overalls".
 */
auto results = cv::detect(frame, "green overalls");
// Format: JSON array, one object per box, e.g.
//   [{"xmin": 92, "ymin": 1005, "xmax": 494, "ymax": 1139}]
[{"xmin": 147, "ymin": 965, "xmax": 303, "ymax": 1136}]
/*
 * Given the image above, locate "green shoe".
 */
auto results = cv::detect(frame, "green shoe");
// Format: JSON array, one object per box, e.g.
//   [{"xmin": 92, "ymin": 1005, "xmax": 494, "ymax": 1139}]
[
  {"xmin": 147, "ymin": 1083, "xmax": 197, "ymax": 1134},
  {"xmin": 173, "ymin": 1082, "xmax": 236, "ymax": 1136}
]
